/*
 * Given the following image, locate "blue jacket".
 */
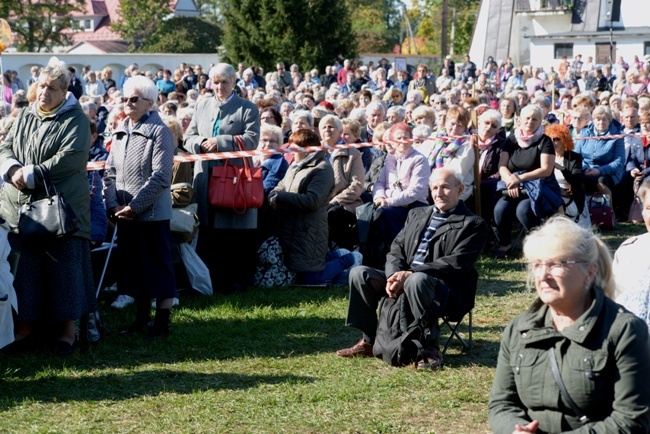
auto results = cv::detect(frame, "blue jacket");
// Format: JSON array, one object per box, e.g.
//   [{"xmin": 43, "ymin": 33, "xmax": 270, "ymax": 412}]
[
  {"xmin": 261, "ymin": 154, "xmax": 288, "ymax": 197},
  {"xmin": 576, "ymin": 121, "xmax": 625, "ymax": 184}
]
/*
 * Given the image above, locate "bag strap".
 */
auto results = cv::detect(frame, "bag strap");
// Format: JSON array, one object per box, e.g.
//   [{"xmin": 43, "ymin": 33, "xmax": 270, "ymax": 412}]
[
  {"xmin": 548, "ymin": 347, "xmax": 590, "ymax": 425},
  {"xmin": 33, "ymin": 165, "xmax": 56, "ymax": 198}
]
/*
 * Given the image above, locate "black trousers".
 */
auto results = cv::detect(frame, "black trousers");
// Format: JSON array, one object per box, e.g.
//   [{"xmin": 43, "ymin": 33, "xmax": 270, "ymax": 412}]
[
  {"xmin": 345, "ymin": 266, "xmax": 449, "ymax": 347},
  {"xmin": 196, "ymin": 226, "xmax": 258, "ymax": 293},
  {"xmin": 328, "ymin": 204, "xmax": 358, "ymax": 250}
]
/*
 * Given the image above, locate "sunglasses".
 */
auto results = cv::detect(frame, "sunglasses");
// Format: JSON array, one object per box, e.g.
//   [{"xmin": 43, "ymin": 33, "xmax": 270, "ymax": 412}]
[{"xmin": 121, "ymin": 96, "xmax": 150, "ymax": 104}]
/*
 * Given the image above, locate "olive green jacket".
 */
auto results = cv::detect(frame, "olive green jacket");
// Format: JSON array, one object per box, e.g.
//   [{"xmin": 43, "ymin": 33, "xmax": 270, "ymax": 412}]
[
  {"xmin": 0, "ymin": 95, "xmax": 91, "ymax": 239},
  {"xmin": 488, "ymin": 289, "xmax": 650, "ymax": 433}
]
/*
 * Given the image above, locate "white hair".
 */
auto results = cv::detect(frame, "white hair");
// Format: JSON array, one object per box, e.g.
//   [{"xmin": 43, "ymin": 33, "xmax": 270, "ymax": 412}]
[
  {"xmin": 290, "ymin": 109, "xmax": 314, "ymax": 126},
  {"xmin": 123, "ymin": 75, "xmax": 158, "ymax": 102},
  {"xmin": 365, "ymin": 101, "xmax": 386, "ymax": 115},
  {"xmin": 260, "ymin": 124, "xmax": 283, "ymax": 146},
  {"xmin": 478, "ymin": 109, "xmax": 502, "ymax": 126},
  {"xmin": 41, "ymin": 56, "xmax": 70, "ymax": 91},
  {"xmin": 208, "ymin": 63, "xmax": 237, "ymax": 84},
  {"xmin": 406, "ymin": 90, "xmax": 423, "ymax": 104},
  {"xmin": 349, "ymin": 107, "xmax": 366, "ymax": 124}
]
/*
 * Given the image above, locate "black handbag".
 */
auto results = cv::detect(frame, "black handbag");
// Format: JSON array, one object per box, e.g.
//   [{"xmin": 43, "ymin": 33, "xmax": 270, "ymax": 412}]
[{"xmin": 18, "ymin": 166, "xmax": 79, "ymax": 242}]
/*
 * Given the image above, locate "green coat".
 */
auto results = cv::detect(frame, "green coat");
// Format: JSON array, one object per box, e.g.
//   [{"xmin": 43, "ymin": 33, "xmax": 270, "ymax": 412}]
[
  {"xmin": 272, "ymin": 151, "xmax": 334, "ymax": 273},
  {"xmin": 0, "ymin": 96, "xmax": 91, "ymax": 239},
  {"xmin": 488, "ymin": 289, "xmax": 650, "ymax": 433}
]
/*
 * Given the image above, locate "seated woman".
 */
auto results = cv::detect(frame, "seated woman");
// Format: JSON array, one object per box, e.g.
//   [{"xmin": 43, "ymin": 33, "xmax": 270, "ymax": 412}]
[
  {"xmin": 328, "ymin": 116, "xmax": 365, "ymax": 250},
  {"xmin": 494, "ymin": 105, "xmax": 560, "ymax": 259},
  {"xmin": 477, "ymin": 109, "xmax": 506, "ymax": 224},
  {"xmin": 364, "ymin": 122, "xmax": 430, "ymax": 268},
  {"xmin": 569, "ymin": 106, "xmax": 591, "ymax": 139},
  {"xmin": 255, "ymin": 129, "xmax": 361, "ymax": 287},
  {"xmin": 613, "ymin": 178, "xmax": 650, "ymax": 328},
  {"xmin": 282, "ymin": 110, "xmax": 314, "ymax": 164},
  {"xmin": 488, "ymin": 216, "xmax": 650, "ymax": 433},
  {"xmin": 420, "ymin": 105, "xmax": 475, "ymax": 204},
  {"xmin": 546, "ymin": 124, "xmax": 588, "ymax": 227},
  {"xmin": 361, "ymin": 121, "xmax": 391, "ymax": 203},
  {"xmin": 498, "ymin": 97, "xmax": 517, "ymax": 134},
  {"xmin": 575, "ymin": 105, "xmax": 625, "ymax": 210}
]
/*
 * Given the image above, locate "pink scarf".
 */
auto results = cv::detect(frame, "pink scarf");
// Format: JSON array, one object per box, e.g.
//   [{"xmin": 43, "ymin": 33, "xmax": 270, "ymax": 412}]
[
  {"xmin": 478, "ymin": 135, "xmax": 495, "ymax": 152},
  {"xmin": 515, "ymin": 125, "xmax": 544, "ymax": 149}
]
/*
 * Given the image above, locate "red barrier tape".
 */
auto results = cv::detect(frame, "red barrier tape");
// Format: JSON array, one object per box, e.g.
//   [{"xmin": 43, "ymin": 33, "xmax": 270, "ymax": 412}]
[{"xmin": 86, "ymin": 132, "xmax": 650, "ymax": 171}]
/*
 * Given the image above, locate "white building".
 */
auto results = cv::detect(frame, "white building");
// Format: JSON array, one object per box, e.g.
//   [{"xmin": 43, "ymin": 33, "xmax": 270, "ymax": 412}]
[{"xmin": 470, "ymin": 0, "xmax": 650, "ymax": 69}]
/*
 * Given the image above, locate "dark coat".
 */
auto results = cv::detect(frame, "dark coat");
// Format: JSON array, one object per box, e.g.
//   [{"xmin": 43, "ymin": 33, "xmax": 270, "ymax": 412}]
[
  {"xmin": 386, "ymin": 201, "xmax": 489, "ymax": 319},
  {"xmin": 558, "ymin": 150, "xmax": 586, "ymax": 214},
  {"xmin": 273, "ymin": 151, "xmax": 334, "ymax": 273},
  {"xmin": 479, "ymin": 133, "xmax": 506, "ymax": 181}
]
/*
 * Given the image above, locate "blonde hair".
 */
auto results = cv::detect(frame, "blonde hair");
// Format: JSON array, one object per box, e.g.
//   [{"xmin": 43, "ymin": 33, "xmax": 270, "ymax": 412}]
[{"xmin": 523, "ymin": 216, "xmax": 615, "ymax": 298}]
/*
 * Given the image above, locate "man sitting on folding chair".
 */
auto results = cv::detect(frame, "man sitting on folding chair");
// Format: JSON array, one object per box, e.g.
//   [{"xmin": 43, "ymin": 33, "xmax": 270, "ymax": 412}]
[{"xmin": 336, "ymin": 168, "xmax": 489, "ymax": 369}]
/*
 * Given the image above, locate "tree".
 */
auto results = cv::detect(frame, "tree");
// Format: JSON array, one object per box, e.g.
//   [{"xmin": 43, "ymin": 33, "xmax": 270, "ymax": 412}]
[
  {"xmin": 410, "ymin": 0, "xmax": 479, "ymax": 56},
  {"xmin": 220, "ymin": 0, "xmax": 357, "ymax": 72},
  {"xmin": 138, "ymin": 17, "xmax": 223, "ymax": 53},
  {"xmin": 0, "ymin": 0, "xmax": 85, "ymax": 52},
  {"xmin": 349, "ymin": 0, "xmax": 402, "ymax": 53},
  {"xmin": 111, "ymin": 0, "xmax": 173, "ymax": 51}
]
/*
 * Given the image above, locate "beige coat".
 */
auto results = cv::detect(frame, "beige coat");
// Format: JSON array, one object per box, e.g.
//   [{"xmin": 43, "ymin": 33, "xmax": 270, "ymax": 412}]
[{"xmin": 330, "ymin": 148, "xmax": 364, "ymax": 212}]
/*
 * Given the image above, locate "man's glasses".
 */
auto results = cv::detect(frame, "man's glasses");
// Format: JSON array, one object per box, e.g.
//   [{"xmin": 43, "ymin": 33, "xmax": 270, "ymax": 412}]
[{"xmin": 121, "ymin": 96, "xmax": 150, "ymax": 104}]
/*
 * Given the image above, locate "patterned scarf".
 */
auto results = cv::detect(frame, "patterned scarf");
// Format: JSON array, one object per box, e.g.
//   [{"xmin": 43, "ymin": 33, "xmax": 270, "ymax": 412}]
[
  {"xmin": 428, "ymin": 128, "xmax": 465, "ymax": 169},
  {"xmin": 514, "ymin": 124, "xmax": 544, "ymax": 149}
]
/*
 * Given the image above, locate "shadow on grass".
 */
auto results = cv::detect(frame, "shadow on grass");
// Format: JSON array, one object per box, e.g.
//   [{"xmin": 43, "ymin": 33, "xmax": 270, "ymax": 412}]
[{"xmin": 0, "ymin": 369, "xmax": 314, "ymax": 410}]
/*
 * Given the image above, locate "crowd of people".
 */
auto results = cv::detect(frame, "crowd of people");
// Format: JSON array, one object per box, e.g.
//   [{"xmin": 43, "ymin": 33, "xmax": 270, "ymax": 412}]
[{"xmin": 0, "ymin": 50, "xmax": 650, "ymax": 430}]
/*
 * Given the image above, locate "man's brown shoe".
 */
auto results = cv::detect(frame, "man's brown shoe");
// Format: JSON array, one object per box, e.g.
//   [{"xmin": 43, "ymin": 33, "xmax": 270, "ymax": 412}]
[
  {"xmin": 336, "ymin": 338, "xmax": 374, "ymax": 357},
  {"xmin": 416, "ymin": 347, "xmax": 443, "ymax": 370}
]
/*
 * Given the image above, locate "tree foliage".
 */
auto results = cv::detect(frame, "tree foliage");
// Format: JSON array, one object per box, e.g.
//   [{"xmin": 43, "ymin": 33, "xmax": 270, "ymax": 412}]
[
  {"xmin": 220, "ymin": 0, "xmax": 357, "ymax": 71},
  {"xmin": 138, "ymin": 17, "xmax": 223, "ymax": 53},
  {"xmin": 349, "ymin": 0, "xmax": 402, "ymax": 53},
  {"xmin": 111, "ymin": 0, "xmax": 173, "ymax": 51},
  {"xmin": 410, "ymin": 0, "xmax": 479, "ymax": 56},
  {"xmin": 0, "ymin": 0, "xmax": 85, "ymax": 52}
]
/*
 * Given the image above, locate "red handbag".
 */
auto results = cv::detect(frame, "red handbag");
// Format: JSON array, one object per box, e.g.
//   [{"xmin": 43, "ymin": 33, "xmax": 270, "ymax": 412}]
[{"xmin": 208, "ymin": 136, "xmax": 264, "ymax": 214}]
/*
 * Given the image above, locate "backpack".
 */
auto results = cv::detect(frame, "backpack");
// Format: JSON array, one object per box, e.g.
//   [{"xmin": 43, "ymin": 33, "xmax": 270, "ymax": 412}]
[{"xmin": 372, "ymin": 292, "xmax": 446, "ymax": 367}]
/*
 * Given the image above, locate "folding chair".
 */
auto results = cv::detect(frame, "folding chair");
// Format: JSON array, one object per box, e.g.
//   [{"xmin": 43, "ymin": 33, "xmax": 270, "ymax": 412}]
[{"xmin": 441, "ymin": 310, "xmax": 473, "ymax": 356}]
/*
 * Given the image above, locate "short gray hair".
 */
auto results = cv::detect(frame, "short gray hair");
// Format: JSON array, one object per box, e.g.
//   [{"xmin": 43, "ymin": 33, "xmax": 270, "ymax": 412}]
[
  {"xmin": 208, "ymin": 63, "xmax": 237, "ymax": 84},
  {"xmin": 41, "ymin": 57, "xmax": 70, "ymax": 92},
  {"xmin": 592, "ymin": 105, "xmax": 613, "ymax": 124},
  {"xmin": 366, "ymin": 101, "xmax": 386, "ymax": 115},
  {"xmin": 387, "ymin": 105, "xmax": 406, "ymax": 122},
  {"xmin": 123, "ymin": 75, "xmax": 158, "ymax": 102},
  {"xmin": 291, "ymin": 109, "xmax": 314, "ymax": 126},
  {"xmin": 320, "ymin": 114, "xmax": 343, "ymax": 132},
  {"xmin": 260, "ymin": 124, "xmax": 283, "ymax": 146},
  {"xmin": 478, "ymin": 109, "xmax": 502, "ymax": 126},
  {"xmin": 519, "ymin": 104, "xmax": 543, "ymax": 121}
]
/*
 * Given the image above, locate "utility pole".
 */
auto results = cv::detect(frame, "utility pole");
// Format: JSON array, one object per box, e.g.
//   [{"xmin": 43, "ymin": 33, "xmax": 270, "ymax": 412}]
[
  {"xmin": 441, "ymin": 0, "xmax": 448, "ymax": 57},
  {"xmin": 449, "ymin": 7, "xmax": 456, "ymax": 56}
]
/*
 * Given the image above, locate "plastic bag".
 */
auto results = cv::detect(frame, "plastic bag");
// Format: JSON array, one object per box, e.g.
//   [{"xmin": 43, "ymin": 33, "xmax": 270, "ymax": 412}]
[{"xmin": 178, "ymin": 242, "xmax": 213, "ymax": 295}]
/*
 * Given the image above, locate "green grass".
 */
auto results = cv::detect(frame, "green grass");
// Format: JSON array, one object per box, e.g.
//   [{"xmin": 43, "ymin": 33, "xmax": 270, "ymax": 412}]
[{"xmin": 0, "ymin": 223, "xmax": 645, "ymax": 434}]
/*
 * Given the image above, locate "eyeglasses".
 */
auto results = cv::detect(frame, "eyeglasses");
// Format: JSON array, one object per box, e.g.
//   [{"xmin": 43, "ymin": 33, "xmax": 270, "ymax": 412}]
[
  {"xmin": 121, "ymin": 96, "xmax": 150, "ymax": 104},
  {"xmin": 530, "ymin": 260, "xmax": 584, "ymax": 276}
]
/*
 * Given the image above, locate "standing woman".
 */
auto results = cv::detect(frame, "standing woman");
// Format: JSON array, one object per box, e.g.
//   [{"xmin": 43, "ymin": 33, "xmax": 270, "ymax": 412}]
[
  {"xmin": 103, "ymin": 75, "xmax": 176, "ymax": 337},
  {"xmin": 184, "ymin": 63, "xmax": 260, "ymax": 293},
  {"xmin": 0, "ymin": 57, "xmax": 94, "ymax": 356}
]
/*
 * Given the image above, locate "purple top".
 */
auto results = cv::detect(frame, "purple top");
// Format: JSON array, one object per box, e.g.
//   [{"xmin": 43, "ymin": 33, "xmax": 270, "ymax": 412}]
[{"xmin": 373, "ymin": 147, "xmax": 430, "ymax": 207}]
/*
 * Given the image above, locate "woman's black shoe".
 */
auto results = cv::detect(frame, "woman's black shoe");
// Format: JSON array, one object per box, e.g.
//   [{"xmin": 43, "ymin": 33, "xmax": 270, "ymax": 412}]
[
  {"xmin": 55, "ymin": 339, "xmax": 76, "ymax": 357},
  {"xmin": 119, "ymin": 320, "xmax": 151, "ymax": 337},
  {"xmin": 146, "ymin": 308, "xmax": 171, "ymax": 340}
]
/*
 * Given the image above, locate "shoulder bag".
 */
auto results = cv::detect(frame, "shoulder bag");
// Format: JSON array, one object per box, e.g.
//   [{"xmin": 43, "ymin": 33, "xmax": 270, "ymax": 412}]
[
  {"xmin": 548, "ymin": 347, "xmax": 591, "ymax": 426},
  {"xmin": 18, "ymin": 166, "xmax": 79, "ymax": 243},
  {"xmin": 208, "ymin": 136, "xmax": 264, "ymax": 214}
]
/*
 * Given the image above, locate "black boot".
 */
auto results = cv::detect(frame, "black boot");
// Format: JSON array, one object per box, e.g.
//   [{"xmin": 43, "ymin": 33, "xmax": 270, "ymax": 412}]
[
  {"xmin": 120, "ymin": 297, "xmax": 151, "ymax": 337},
  {"xmin": 147, "ymin": 308, "xmax": 171, "ymax": 339}
]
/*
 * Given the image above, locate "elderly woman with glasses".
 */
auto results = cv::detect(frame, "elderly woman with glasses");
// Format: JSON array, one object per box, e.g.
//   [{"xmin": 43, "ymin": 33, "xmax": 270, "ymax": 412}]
[
  {"xmin": 104, "ymin": 75, "xmax": 176, "ymax": 338},
  {"xmin": 184, "ymin": 63, "xmax": 260, "ymax": 294},
  {"xmin": 488, "ymin": 216, "xmax": 650, "ymax": 434}
]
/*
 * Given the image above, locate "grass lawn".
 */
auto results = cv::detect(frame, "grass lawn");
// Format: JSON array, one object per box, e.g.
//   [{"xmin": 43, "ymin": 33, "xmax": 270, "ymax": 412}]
[{"xmin": 0, "ymin": 223, "xmax": 645, "ymax": 434}]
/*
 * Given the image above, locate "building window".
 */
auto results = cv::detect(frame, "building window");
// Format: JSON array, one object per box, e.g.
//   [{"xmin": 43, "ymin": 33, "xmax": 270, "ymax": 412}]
[
  {"xmin": 645, "ymin": 42, "xmax": 650, "ymax": 57},
  {"xmin": 554, "ymin": 43, "xmax": 573, "ymax": 59}
]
